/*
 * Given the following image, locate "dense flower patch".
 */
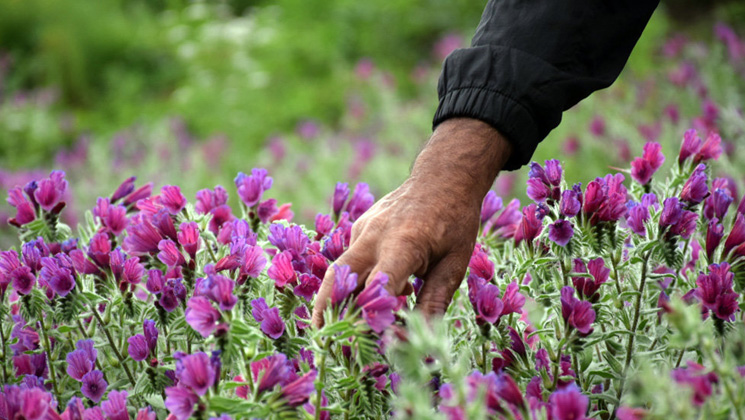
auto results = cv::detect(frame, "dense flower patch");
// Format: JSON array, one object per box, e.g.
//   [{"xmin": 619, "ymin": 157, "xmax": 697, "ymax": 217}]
[{"xmin": 2, "ymin": 124, "xmax": 745, "ymax": 419}]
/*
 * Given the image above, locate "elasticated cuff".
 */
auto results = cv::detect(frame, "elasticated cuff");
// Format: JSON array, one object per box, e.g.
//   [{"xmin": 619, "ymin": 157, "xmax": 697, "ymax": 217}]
[{"xmin": 433, "ymin": 86, "xmax": 539, "ymax": 171}]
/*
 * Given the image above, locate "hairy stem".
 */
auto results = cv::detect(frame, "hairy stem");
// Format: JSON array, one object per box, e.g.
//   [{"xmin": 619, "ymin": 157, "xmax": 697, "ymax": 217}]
[
  {"xmin": 315, "ymin": 338, "xmax": 331, "ymax": 420},
  {"xmin": 91, "ymin": 306, "xmax": 137, "ymax": 386},
  {"xmin": 39, "ymin": 316, "xmax": 61, "ymax": 401}
]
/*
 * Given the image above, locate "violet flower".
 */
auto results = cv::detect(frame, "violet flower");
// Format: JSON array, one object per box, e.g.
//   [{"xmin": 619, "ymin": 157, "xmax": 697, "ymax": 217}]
[
  {"xmin": 123, "ymin": 218, "xmax": 162, "ymax": 256},
  {"xmin": 476, "ymin": 284, "xmax": 504, "ymax": 324},
  {"xmin": 252, "ymin": 354, "xmax": 293, "ymax": 394},
  {"xmin": 694, "ymin": 262, "xmax": 739, "ymax": 321},
  {"xmin": 723, "ymin": 213, "xmax": 745, "ymax": 258},
  {"xmin": 501, "ymin": 282, "xmax": 526, "ymax": 315},
  {"xmin": 39, "ymin": 256, "xmax": 75, "ymax": 297},
  {"xmin": 260, "ymin": 307, "xmax": 285, "ymax": 339},
  {"xmin": 235, "ymin": 169, "xmax": 273, "ymax": 208},
  {"xmin": 178, "ymin": 222, "xmax": 201, "ymax": 260},
  {"xmin": 294, "ymin": 273, "xmax": 322, "ymax": 301},
  {"xmin": 346, "ymin": 183, "xmax": 375, "ymax": 221},
  {"xmin": 468, "ymin": 244, "xmax": 494, "ymax": 281},
  {"xmin": 321, "ymin": 229, "xmax": 346, "ymax": 261},
  {"xmin": 281, "ymin": 370, "xmax": 318, "ymax": 406},
  {"xmin": 549, "ymin": 384, "xmax": 588, "ymax": 420},
  {"xmin": 195, "ymin": 186, "xmax": 229, "ymax": 215},
  {"xmin": 549, "ymin": 220, "xmax": 574, "ymax": 247},
  {"xmin": 480, "ymin": 191, "xmax": 503, "ymax": 225},
  {"xmin": 81, "ymin": 370, "xmax": 107, "ymax": 402},
  {"xmin": 66, "ymin": 349, "xmax": 93, "ymax": 381},
  {"xmin": 165, "ymin": 386, "xmax": 199, "ymax": 420},
  {"xmin": 34, "ymin": 170, "xmax": 67, "ymax": 212},
  {"xmin": 704, "ymin": 188, "xmax": 733, "ymax": 221},
  {"xmin": 330, "ymin": 265, "xmax": 358, "ymax": 306},
  {"xmin": 672, "ymin": 362, "xmax": 718, "ymax": 406},
  {"xmin": 631, "ymin": 142, "xmax": 665, "ymax": 185},
  {"xmin": 202, "ymin": 274, "xmax": 238, "ymax": 311},
  {"xmin": 693, "ymin": 132, "xmax": 723, "ymax": 164},
  {"xmin": 111, "ymin": 176, "xmax": 136, "ymax": 203},
  {"xmin": 679, "ymin": 129, "xmax": 702, "ymax": 165},
  {"xmin": 7, "ymin": 187, "xmax": 36, "ymax": 225},
  {"xmin": 157, "ymin": 239, "xmax": 186, "ymax": 268},
  {"xmin": 332, "ymin": 182, "xmax": 350, "ymax": 217},
  {"xmin": 240, "ymin": 245, "xmax": 266, "ymax": 279},
  {"xmin": 315, "ymin": 213, "xmax": 335, "ymax": 238},
  {"xmin": 560, "ymin": 189, "xmax": 581, "ymax": 218},
  {"xmin": 626, "ymin": 201, "xmax": 650, "ymax": 236},
  {"xmin": 680, "ymin": 164, "xmax": 709, "ymax": 205},
  {"xmin": 560, "ymin": 287, "xmax": 595, "ymax": 335},
  {"xmin": 706, "ymin": 220, "xmax": 724, "ymax": 261},
  {"xmin": 127, "ymin": 335, "xmax": 149, "ymax": 361}
]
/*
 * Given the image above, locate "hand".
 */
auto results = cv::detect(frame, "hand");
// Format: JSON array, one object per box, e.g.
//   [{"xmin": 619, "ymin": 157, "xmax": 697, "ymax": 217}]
[{"xmin": 311, "ymin": 118, "xmax": 512, "ymax": 326}]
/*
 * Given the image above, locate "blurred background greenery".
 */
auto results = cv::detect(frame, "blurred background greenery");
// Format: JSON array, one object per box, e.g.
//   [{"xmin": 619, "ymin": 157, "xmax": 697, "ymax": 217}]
[{"xmin": 1, "ymin": 0, "xmax": 744, "ymax": 245}]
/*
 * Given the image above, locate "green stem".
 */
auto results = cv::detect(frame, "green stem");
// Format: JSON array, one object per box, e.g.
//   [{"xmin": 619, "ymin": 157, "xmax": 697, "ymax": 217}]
[
  {"xmin": 611, "ymin": 251, "xmax": 650, "ymax": 419},
  {"xmin": 0, "ymin": 320, "xmax": 7, "ymax": 384},
  {"xmin": 314, "ymin": 338, "xmax": 331, "ymax": 420},
  {"xmin": 482, "ymin": 341, "xmax": 489, "ymax": 374},
  {"xmin": 39, "ymin": 316, "xmax": 61, "ymax": 401},
  {"xmin": 91, "ymin": 306, "xmax": 137, "ymax": 386}
]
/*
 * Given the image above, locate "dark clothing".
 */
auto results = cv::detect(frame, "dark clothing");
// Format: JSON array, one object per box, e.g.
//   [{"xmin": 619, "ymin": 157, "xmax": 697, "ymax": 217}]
[{"xmin": 433, "ymin": 0, "xmax": 659, "ymax": 170}]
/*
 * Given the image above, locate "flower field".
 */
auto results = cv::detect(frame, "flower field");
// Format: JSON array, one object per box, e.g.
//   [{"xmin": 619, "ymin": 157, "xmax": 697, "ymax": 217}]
[{"xmin": 2, "ymin": 3, "xmax": 745, "ymax": 420}]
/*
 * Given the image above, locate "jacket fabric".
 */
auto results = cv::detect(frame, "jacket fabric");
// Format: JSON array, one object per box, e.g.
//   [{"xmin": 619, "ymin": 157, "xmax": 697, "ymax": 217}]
[{"xmin": 433, "ymin": 0, "xmax": 659, "ymax": 170}]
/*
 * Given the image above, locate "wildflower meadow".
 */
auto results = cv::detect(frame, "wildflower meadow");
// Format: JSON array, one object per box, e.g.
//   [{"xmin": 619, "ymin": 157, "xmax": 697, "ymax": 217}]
[{"xmin": 2, "ymin": 3, "xmax": 745, "ymax": 420}]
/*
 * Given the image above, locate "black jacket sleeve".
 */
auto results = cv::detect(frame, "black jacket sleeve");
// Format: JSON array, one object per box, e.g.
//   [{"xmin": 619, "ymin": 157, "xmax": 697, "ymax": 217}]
[{"xmin": 433, "ymin": 0, "xmax": 659, "ymax": 170}]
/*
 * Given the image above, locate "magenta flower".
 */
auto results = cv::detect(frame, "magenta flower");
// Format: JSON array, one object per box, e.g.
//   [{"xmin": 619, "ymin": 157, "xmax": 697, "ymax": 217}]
[
  {"xmin": 494, "ymin": 372, "xmax": 524, "ymax": 408},
  {"xmin": 7, "ymin": 187, "xmax": 36, "ymax": 225},
  {"xmin": 111, "ymin": 176, "xmax": 136, "ymax": 203},
  {"xmin": 157, "ymin": 239, "xmax": 186, "ymax": 268},
  {"xmin": 560, "ymin": 287, "xmax": 595, "ymax": 335},
  {"xmin": 9, "ymin": 265, "xmax": 35, "ymax": 295},
  {"xmin": 321, "ymin": 228, "xmax": 346, "ymax": 261},
  {"xmin": 185, "ymin": 297, "xmax": 221, "ymax": 338},
  {"xmin": 680, "ymin": 164, "xmax": 709, "ymax": 204},
  {"xmin": 626, "ymin": 201, "xmax": 650, "ymax": 236},
  {"xmin": 332, "ymin": 182, "xmax": 350, "ymax": 217},
  {"xmin": 235, "ymin": 169, "xmax": 273, "ymax": 207},
  {"xmin": 355, "ymin": 272, "xmax": 398, "ymax": 333},
  {"xmin": 695, "ymin": 263, "xmax": 740, "ymax": 320},
  {"xmin": 143, "ymin": 320, "xmax": 158, "ymax": 352},
  {"xmin": 679, "ymin": 129, "xmax": 702, "ymax": 165},
  {"xmin": 549, "ymin": 385, "xmax": 588, "ymax": 420},
  {"xmin": 514, "ymin": 204, "xmax": 544, "ymax": 245},
  {"xmin": 548, "ymin": 220, "xmax": 574, "ymax": 247},
  {"xmin": 267, "ymin": 250, "xmax": 297, "ymax": 288},
  {"xmin": 178, "ymin": 222, "xmax": 201, "ymax": 260},
  {"xmin": 476, "ymin": 284, "xmax": 504, "ymax": 324},
  {"xmin": 294, "ymin": 273, "xmax": 322, "ymax": 301},
  {"xmin": 158, "ymin": 185, "xmax": 187, "ymax": 214},
  {"xmin": 589, "ymin": 116, "xmax": 606, "ymax": 137},
  {"xmin": 39, "ymin": 256, "xmax": 75, "ymax": 297},
  {"xmin": 572, "ymin": 258, "xmax": 609, "ymax": 301},
  {"xmin": 240, "ymin": 245, "xmax": 266, "ymax": 279},
  {"xmin": 252, "ymin": 354, "xmax": 293, "ymax": 394},
  {"xmin": 468, "ymin": 244, "xmax": 494, "ymax": 281},
  {"xmin": 195, "ymin": 185, "xmax": 229, "ymax": 215},
  {"xmin": 267, "ymin": 224, "xmax": 310, "ymax": 261},
  {"xmin": 81, "ymin": 370, "xmax": 107, "ymax": 402},
  {"xmin": 34, "ymin": 170, "xmax": 67, "ymax": 212},
  {"xmin": 672, "ymin": 362, "xmax": 718, "ymax": 406},
  {"xmin": 123, "ymin": 218, "xmax": 162, "ymax": 256},
  {"xmin": 723, "ymin": 213, "xmax": 745, "ymax": 258},
  {"xmin": 13, "ymin": 353, "xmax": 47, "ymax": 378},
  {"xmin": 179, "ymin": 352, "xmax": 216, "ymax": 396},
  {"xmin": 165, "ymin": 386, "xmax": 199, "ymax": 420},
  {"xmin": 347, "ymin": 183, "xmax": 375, "ymax": 221},
  {"xmin": 501, "ymin": 282, "xmax": 526, "ymax": 315},
  {"xmin": 487, "ymin": 198, "xmax": 521, "ymax": 238},
  {"xmin": 202, "ymin": 274, "xmax": 238, "ymax": 311},
  {"xmin": 146, "ymin": 269, "xmax": 165, "ymax": 294},
  {"xmin": 481, "ymin": 191, "xmax": 503, "ymax": 225},
  {"xmin": 315, "ymin": 213, "xmax": 335, "ymax": 238},
  {"xmin": 669, "ymin": 210, "xmax": 699, "ymax": 239},
  {"xmin": 0, "ymin": 385, "xmax": 53, "ymax": 420},
  {"xmin": 281, "ymin": 370, "xmax": 318, "ymax": 406},
  {"xmin": 660, "ymin": 197, "xmax": 683, "ymax": 228},
  {"xmin": 127, "ymin": 334, "xmax": 149, "ymax": 361},
  {"xmin": 694, "ymin": 132, "xmax": 723, "ymax": 164},
  {"xmin": 331, "ymin": 265, "xmax": 358, "ymax": 305},
  {"xmin": 631, "ymin": 142, "xmax": 665, "ymax": 185}
]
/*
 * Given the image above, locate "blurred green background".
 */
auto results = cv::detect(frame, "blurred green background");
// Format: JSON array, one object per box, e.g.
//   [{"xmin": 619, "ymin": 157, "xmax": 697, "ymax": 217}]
[{"xmin": 1, "ymin": 0, "xmax": 744, "ymax": 243}]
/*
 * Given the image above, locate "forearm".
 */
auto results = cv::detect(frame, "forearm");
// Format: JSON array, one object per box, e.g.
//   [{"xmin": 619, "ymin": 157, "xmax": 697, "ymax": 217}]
[{"xmin": 411, "ymin": 118, "xmax": 512, "ymax": 207}]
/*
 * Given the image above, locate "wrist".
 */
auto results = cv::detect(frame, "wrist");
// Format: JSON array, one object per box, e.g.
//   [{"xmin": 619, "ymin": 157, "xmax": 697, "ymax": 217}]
[{"xmin": 410, "ymin": 118, "xmax": 512, "ymax": 204}]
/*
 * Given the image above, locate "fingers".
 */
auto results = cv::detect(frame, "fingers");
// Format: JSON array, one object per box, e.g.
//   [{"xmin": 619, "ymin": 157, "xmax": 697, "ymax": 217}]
[
  {"xmin": 368, "ymin": 246, "xmax": 426, "ymax": 296},
  {"xmin": 311, "ymin": 247, "xmax": 374, "ymax": 328},
  {"xmin": 415, "ymin": 252, "xmax": 470, "ymax": 318}
]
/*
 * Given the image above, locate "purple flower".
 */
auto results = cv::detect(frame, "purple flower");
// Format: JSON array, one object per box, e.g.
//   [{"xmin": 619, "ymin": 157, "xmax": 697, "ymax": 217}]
[
  {"xmin": 281, "ymin": 370, "xmax": 318, "ymax": 406},
  {"xmin": 40, "ymin": 256, "xmax": 75, "ymax": 297},
  {"xmin": 672, "ymin": 362, "xmax": 718, "ymax": 405},
  {"xmin": 560, "ymin": 190, "xmax": 581, "ymax": 218},
  {"xmin": 251, "ymin": 298, "xmax": 270, "ymax": 322},
  {"xmin": 315, "ymin": 213, "xmax": 335, "ymax": 238},
  {"xmin": 165, "ymin": 386, "xmax": 199, "ymax": 420},
  {"xmin": 0, "ymin": 385, "xmax": 53, "ymax": 420},
  {"xmin": 481, "ymin": 191, "xmax": 503, "ymax": 225},
  {"xmin": 549, "ymin": 385, "xmax": 588, "ymax": 420},
  {"xmin": 476, "ymin": 284, "xmax": 504, "ymax": 324},
  {"xmin": 355, "ymin": 273, "xmax": 398, "ymax": 333},
  {"xmin": 159, "ymin": 185, "xmax": 187, "ymax": 214},
  {"xmin": 257, "ymin": 198, "xmax": 278, "ymax": 223},
  {"xmin": 724, "ymin": 213, "xmax": 745, "ymax": 258},
  {"xmin": 294, "ymin": 273, "xmax": 322, "ymax": 301},
  {"xmin": 514, "ymin": 204, "xmax": 543, "ymax": 245},
  {"xmin": 127, "ymin": 334, "xmax": 149, "ymax": 361},
  {"xmin": 526, "ymin": 177, "xmax": 552, "ymax": 202},
  {"xmin": 66, "ymin": 350, "xmax": 94, "ymax": 381},
  {"xmin": 669, "ymin": 210, "xmax": 699, "ymax": 239},
  {"xmin": 185, "ymin": 297, "xmax": 221, "ymax": 338},
  {"xmin": 468, "ymin": 245, "xmax": 494, "ymax": 281},
  {"xmin": 178, "ymin": 222, "xmax": 201, "ymax": 260},
  {"xmin": 81, "ymin": 370, "xmax": 107, "ymax": 402},
  {"xmin": 495, "ymin": 372, "xmax": 524, "ymax": 407},
  {"xmin": 267, "ymin": 224, "xmax": 309, "ymax": 261},
  {"xmin": 560, "ymin": 287, "xmax": 595, "ymax": 335},
  {"xmin": 589, "ymin": 116, "xmax": 605, "ymax": 137},
  {"xmin": 704, "ymin": 188, "xmax": 733, "ymax": 221},
  {"xmin": 626, "ymin": 201, "xmax": 650, "ymax": 236},
  {"xmin": 9, "ymin": 265, "xmax": 35, "ymax": 295},
  {"xmin": 146, "ymin": 269, "xmax": 165, "ymax": 294},
  {"xmin": 143, "ymin": 320, "xmax": 158, "ymax": 353},
  {"xmin": 260, "ymin": 307, "xmax": 285, "ymax": 339},
  {"xmin": 7, "ymin": 187, "xmax": 36, "ymax": 225},
  {"xmin": 707, "ymin": 220, "xmax": 724, "ymax": 261},
  {"xmin": 202, "ymin": 274, "xmax": 238, "ymax": 311},
  {"xmin": 240, "ymin": 245, "xmax": 266, "ymax": 279},
  {"xmin": 321, "ymin": 228, "xmax": 346, "ymax": 261},
  {"xmin": 347, "ymin": 183, "xmax": 375, "ymax": 221},
  {"xmin": 267, "ymin": 250, "xmax": 297, "ymax": 288},
  {"xmin": 331, "ymin": 265, "xmax": 358, "ymax": 305},
  {"xmin": 332, "ymin": 182, "xmax": 350, "ymax": 217},
  {"xmin": 681, "ymin": 164, "xmax": 709, "ymax": 204},
  {"xmin": 548, "ymin": 220, "xmax": 574, "ymax": 247},
  {"xmin": 158, "ymin": 239, "xmax": 186, "ymax": 268},
  {"xmin": 252, "ymin": 354, "xmax": 293, "ymax": 394},
  {"xmin": 501, "ymin": 282, "xmax": 526, "ymax": 315},
  {"xmin": 235, "ymin": 169, "xmax": 273, "ymax": 207},
  {"xmin": 123, "ymin": 218, "xmax": 162, "ymax": 256},
  {"xmin": 179, "ymin": 352, "xmax": 216, "ymax": 396},
  {"xmin": 660, "ymin": 197, "xmax": 683, "ymax": 228},
  {"xmin": 544, "ymin": 159, "xmax": 562, "ymax": 186},
  {"xmin": 631, "ymin": 142, "xmax": 665, "ymax": 185},
  {"xmin": 111, "ymin": 176, "xmax": 136, "ymax": 203},
  {"xmin": 34, "ymin": 170, "xmax": 67, "ymax": 211},
  {"xmin": 195, "ymin": 186, "xmax": 229, "ymax": 215}
]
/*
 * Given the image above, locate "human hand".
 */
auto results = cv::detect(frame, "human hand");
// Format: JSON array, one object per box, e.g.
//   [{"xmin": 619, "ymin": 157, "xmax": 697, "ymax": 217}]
[{"xmin": 311, "ymin": 118, "xmax": 512, "ymax": 326}]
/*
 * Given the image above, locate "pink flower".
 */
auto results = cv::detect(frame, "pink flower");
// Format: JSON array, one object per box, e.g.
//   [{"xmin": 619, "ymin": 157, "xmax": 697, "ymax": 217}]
[
  {"xmin": 355, "ymin": 273, "xmax": 398, "ymax": 333},
  {"xmin": 159, "ymin": 185, "xmax": 187, "ymax": 214},
  {"xmin": 185, "ymin": 297, "xmax": 221, "ymax": 338},
  {"xmin": 267, "ymin": 250, "xmax": 297, "ymax": 288}
]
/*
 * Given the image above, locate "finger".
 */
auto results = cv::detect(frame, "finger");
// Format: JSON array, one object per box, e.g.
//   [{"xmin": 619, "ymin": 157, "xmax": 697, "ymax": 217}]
[
  {"xmin": 367, "ymin": 246, "xmax": 426, "ymax": 296},
  {"xmin": 415, "ymin": 252, "xmax": 470, "ymax": 318},
  {"xmin": 312, "ymin": 246, "xmax": 375, "ymax": 328}
]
